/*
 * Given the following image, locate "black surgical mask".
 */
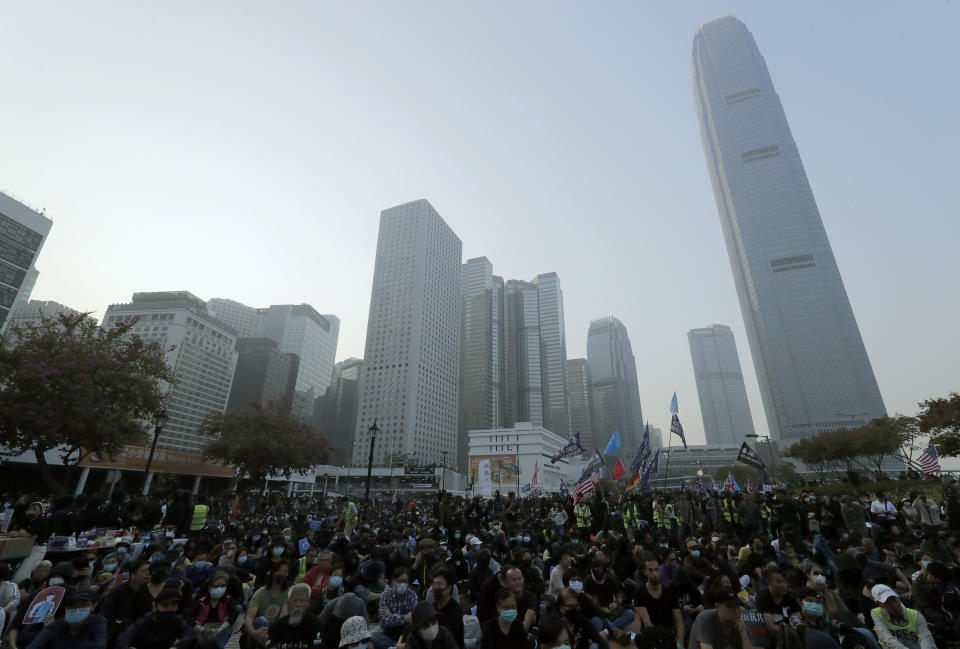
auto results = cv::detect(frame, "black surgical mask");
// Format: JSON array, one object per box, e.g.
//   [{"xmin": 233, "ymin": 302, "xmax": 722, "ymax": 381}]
[{"xmin": 150, "ymin": 570, "xmax": 169, "ymax": 584}]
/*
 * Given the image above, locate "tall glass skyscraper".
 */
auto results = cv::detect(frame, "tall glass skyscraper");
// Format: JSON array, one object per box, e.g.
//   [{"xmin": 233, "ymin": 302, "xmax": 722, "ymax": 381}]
[
  {"xmin": 692, "ymin": 15, "xmax": 886, "ymax": 444},
  {"xmin": 688, "ymin": 324, "xmax": 755, "ymax": 446},
  {"xmin": 0, "ymin": 191, "xmax": 52, "ymax": 332},
  {"xmin": 587, "ymin": 317, "xmax": 644, "ymax": 452}
]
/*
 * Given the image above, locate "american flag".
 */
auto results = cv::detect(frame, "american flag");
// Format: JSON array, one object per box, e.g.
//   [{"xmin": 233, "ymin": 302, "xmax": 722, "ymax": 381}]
[
  {"xmin": 918, "ymin": 445, "xmax": 941, "ymax": 475},
  {"xmin": 573, "ymin": 476, "xmax": 597, "ymax": 502},
  {"xmin": 723, "ymin": 473, "xmax": 734, "ymax": 493}
]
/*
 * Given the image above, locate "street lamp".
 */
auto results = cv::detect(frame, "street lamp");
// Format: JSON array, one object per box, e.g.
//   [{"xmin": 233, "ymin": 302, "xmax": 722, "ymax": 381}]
[
  {"xmin": 745, "ymin": 433, "xmax": 776, "ymax": 468},
  {"xmin": 142, "ymin": 409, "xmax": 168, "ymax": 495},
  {"xmin": 363, "ymin": 420, "xmax": 379, "ymax": 503},
  {"xmin": 441, "ymin": 450, "xmax": 447, "ymax": 493}
]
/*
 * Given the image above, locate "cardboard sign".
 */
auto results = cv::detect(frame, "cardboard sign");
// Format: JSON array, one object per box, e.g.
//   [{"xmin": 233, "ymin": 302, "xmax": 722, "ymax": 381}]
[{"xmin": 23, "ymin": 586, "xmax": 66, "ymax": 625}]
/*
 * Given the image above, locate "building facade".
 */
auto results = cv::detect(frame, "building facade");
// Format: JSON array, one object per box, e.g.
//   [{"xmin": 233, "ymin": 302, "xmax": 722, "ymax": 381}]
[
  {"xmin": 6, "ymin": 299, "xmax": 91, "ymax": 330},
  {"xmin": 226, "ymin": 338, "xmax": 299, "ymax": 413},
  {"xmin": 207, "ymin": 298, "xmax": 258, "ymax": 338},
  {"xmin": 692, "ymin": 15, "xmax": 886, "ymax": 444},
  {"xmin": 688, "ymin": 324, "xmax": 756, "ymax": 446},
  {"xmin": 502, "ymin": 279, "xmax": 544, "ymax": 431},
  {"xmin": 314, "ymin": 358, "xmax": 362, "ymax": 467},
  {"xmin": 458, "ymin": 257, "xmax": 504, "ymax": 472},
  {"xmin": 102, "ymin": 291, "xmax": 238, "ymax": 454},
  {"xmin": 566, "ymin": 358, "xmax": 595, "ymax": 448},
  {"xmin": 532, "ymin": 273, "xmax": 571, "ymax": 438},
  {"xmin": 0, "ymin": 192, "xmax": 53, "ymax": 332},
  {"xmin": 353, "ymin": 200, "xmax": 462, "ymax": 468},
  {"xmin": 587, "ymin": 316, "xmax": 644, "ymax": 453}
]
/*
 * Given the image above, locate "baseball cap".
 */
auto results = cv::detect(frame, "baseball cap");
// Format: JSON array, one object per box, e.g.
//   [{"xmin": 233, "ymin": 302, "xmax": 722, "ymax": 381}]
[
  {"xmin": 66, "ymin": 589, "xmax": 97, "ymax": 605},
  {"xmin": 469, "ymin": 537, "xmax": 482, "ymax": 546},
  {"xmin": 871, "ymin": 585, "xmax": 899, "ymax": 603},
  {"xmin": 686, "ymin": 539, "xmax": 700, "ymax": 550},
  {"xmin": 712, "ymin": 587, "xmax": 742, "ymax": 607}
]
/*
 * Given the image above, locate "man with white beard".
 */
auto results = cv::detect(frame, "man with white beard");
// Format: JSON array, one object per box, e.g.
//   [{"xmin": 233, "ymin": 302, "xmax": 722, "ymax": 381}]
[{"xmin": 267, "ymin": 583, "xmax": 322, "ymax": 649}]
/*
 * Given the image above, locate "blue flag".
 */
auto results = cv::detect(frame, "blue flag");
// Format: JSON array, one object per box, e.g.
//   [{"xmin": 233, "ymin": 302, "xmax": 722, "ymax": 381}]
[
  {"xmin": 628, "ymin": 425, "xmax": 651, "ymax": 475},
  {"xmin": 670, "ymin": 392, "xmax": 679, "ymax": 414},
  {"xmin": 641, "ymin": 449, "xmax": 661, "ymax": 492},
  {"xmin": 604, "ymin": 429, "xmax": 621, "ymax": 455}
]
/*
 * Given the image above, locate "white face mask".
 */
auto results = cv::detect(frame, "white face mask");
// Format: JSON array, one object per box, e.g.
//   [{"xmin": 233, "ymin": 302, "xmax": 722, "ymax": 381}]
[
  {"xmin": 812, "ymin": 575, "xmax": 827, "ymax": 586},
  {"xmin": 396, "ymin": 583, "xmax": 408, "ymax": 594},
  {"xmin": 49, "ymin": 577, "xmax": 65, "ymax": 586},
  {"xmin": 418, "ymin": 624, "xmax": 439, "ymax": 641}
]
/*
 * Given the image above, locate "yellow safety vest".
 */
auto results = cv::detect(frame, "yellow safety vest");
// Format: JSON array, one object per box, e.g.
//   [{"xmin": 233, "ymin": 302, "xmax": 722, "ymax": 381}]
[
  {"xmin": 721, "ymin": 500, "xmax": 733, "ymax": 523},
  {"xmin": 760, "ymin": 504, "xmax": 772, "ymax": 520},
  {"xmin": 190, "ymin": 504, "xmax": 208, "ymax": 531},
  {"xmin": 872, "ymin": 607, "xmax": 920, "ymax": 648},
  {"xmin": 344, "ymin": 502, "xmax": 358, "ymax": 522},
  {"xmin": 575, "ymin": 504, "xmax": 592, "ymax": 528},
  {"xmin": 623, "ymin": 503, "xmax": 640, "ymax": 529},
  {"xmin": 654, "ymin": 506, "xmax": 672, "ymax": 529}
]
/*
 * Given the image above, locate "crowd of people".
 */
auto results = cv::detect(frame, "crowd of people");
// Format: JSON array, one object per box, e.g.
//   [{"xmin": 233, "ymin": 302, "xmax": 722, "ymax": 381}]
[{"xmin": 0, "ymin": 479, "xmax": 959, "ymax": 649}]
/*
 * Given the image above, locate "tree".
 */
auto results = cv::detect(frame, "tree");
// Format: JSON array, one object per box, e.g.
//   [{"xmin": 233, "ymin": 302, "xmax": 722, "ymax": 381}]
[
  {"xmin": 858, "ymin": 417, "xmax": 903, "ymax": 478},
  {"xmin": 784, "ymin": 438, "xmax": 828, "ymax": 481},
  {"xmin": 199, "ymin": 399, "xmax": 331, "ymax": 488},
  {"xmin": 917, "ymin": 392, "xmax": 960, "ymax": 457},
  {"xmin": 0, "ymin": 313, "xmax": 174, "ymax": 494}
]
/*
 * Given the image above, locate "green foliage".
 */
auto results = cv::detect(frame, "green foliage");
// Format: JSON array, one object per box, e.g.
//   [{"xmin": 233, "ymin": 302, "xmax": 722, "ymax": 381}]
[
  {"xmin": 199, "ymin": 399, "xmax": 331, "ymax": 483},
  {"xmin": 0, "ymin": 313, "xmax": 174, "ymax": 493},
  {"xmin": 784, "ymin": 417, "xmax": 903, "ymax": 477},
  {"xmin": 917, "ymin": 392, "xmax": 960, "ymax": 458},
  {"xmin": 713, "ymin": 464, "xmax": 756, "ymax": 486}
]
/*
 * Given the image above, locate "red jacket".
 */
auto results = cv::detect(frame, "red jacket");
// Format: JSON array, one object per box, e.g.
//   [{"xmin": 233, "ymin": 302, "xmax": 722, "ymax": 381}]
[{"xmin": 300, "ymin": 565, "xmax": 330, "ymax": 596}]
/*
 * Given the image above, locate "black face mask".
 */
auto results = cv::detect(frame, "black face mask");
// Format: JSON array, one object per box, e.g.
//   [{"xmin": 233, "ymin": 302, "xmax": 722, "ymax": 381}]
[
  {"xmin": 150, "ymin": 570, "xmax": 169, "ymax": 584},
  {"xmin": 432, "ymin": 587, "xmax": 446, "ymax": 602},
  {"xmin": 155, "ymin": 610, "xmax": 179, "ymax": 620},
  {"xmin": 273, "ymin": 573, "xmax": 288, "ymax": 586}
]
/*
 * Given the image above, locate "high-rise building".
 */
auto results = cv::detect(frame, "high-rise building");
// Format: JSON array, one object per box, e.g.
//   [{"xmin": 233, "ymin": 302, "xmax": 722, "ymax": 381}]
[
  {"xmin": 566, "ymin": 359, "xmax": 595, "ymax": 448},
  {"xmin": 207, "ymin": 298, "xmax": 258, "ymax": 338},
  {"xmin": 532, "ymin": 273, "xmax": 571, "ymax": 438},
  {"xmin": 0, "ymin": 192, "xmax": 53, "ymax": 333},
  {"xmin": 587, "ymin": 316, "xmax": 644, "ymax": 452},
  {"xmin": 692, "ymin": 15, "xmax": 886, "ymax": 444},
  {"xmin": 353, "ymin": 200, "xmax": 462, "ymax": 467},
  {"xmin": 688, "ymin": 324, "xmax": 756, "ymax": 446},
  {"xmin": 226, "ymin": 338, "xmax": 299, "ymax": 413},
  {"xmin": 458, "ymin": 257, "xmax": 504, "ymax": 471},
  {"xmin": 256, "ymin": 304, "xmax": 340, "ymax": 411},
  {"xmin": 102, "ymin": 291, "xmax": 238, "ymax": 453},
  {"xmin": 649, "ymin": 425, "xmax": 663, "ymax": 450},
  {"xmin": 502, "ymin": 280, "xmax": 543, "ymax": 430},
  {"xmin": 314, "ymin": 358, "xmax": 362, "ymax": 466}
]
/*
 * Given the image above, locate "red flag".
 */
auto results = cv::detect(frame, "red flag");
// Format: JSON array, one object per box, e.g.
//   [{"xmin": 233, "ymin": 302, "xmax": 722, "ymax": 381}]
[
  {"xmin": 613, "ymin": 457, "xmax": 626, "ymax": 481},
  {"xmin": 625, "ymin": 471, "xmax": 641, "ymax": 492}
]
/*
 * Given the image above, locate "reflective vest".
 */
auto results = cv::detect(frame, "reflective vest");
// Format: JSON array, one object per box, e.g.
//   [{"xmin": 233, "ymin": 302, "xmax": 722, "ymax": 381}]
[
  {"xmin": 190, "ymin": 504, "xmax": 208, "ymax": 531},
  {"xmin": 575, "ymin": 504, "xmax": 592, "ymax": 528},
  {"xmin": 760, "ymin": 504, "xmax": 772, "ymax": 520},
  {"xmin": 344, "ymin": 501, "xmax": 358, "ymax": 523},
  {"xmin": 721, "ymin": 500, "xmax": 733, "ymax": 523},
  {"xmin": 623, "ymin": 503, "xmax": 640, "ymax": 529},
  {"xmin": 872, "ymin": 607, "xmax": 920, "ymax": 649},
  {"xmin": 653, "ymin": 505, "xmax": 672, "ymax": 530}
]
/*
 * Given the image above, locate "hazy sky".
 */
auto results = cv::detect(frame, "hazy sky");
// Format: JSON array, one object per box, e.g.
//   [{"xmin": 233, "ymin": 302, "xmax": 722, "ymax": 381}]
[{"xmin": 2, "ymin": 2, "xmax": 957, "ymax": 451}]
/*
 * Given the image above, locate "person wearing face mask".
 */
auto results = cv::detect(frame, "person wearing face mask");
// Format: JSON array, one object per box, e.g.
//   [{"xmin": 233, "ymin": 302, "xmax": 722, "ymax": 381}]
[
  {"xmin": 22, "ymin": 589, "xmax": 106, "ymax": 649},
  {"xmin": 243, "ymin": 560, "xmax": 291, "ymax": 649},
  {"xmin": 555, "ymin": 587, "xmax": 608, "ymax": 649},
  {"xmin": 398, "ymin": 601, "xmax": 458, "ymax": 649},
  {"xmin": 319, "ymin": 565, "xmax": 346, "ymax": 609},
  {"xmin": 256, "ymin": 537, "xmax": 290, "ymax": 588},
  {"xmin": 804, "ymin": 564, "xmax": 858, "ymax": 628},
  {"xmin": 301, "ymin": 551, "xmax": 334, "ymax": 598},
  {"xmin": 429, "ymin": 567, "xmax": 464, "ymax": 648},
  {"xmin": 266, "ymin": 583, "xmax": 323, "ymax": 649},
  {"xmin": 189, "ymin": 570, "xmax": 240, "ymax": 648},
  {"xmin": 116, "ymin": 587, "xmax": 198, "ymax": 649},
  {"xmin": 185, "ymin": 546, "xmax": 217, "ymax": 589},
  {"xmin": 379, "ymin": 567, "xmax": 419, "ymax": 643},
  {"xmin": 480, "ymin": 589, "xmax": 528, "ymax": 649}
]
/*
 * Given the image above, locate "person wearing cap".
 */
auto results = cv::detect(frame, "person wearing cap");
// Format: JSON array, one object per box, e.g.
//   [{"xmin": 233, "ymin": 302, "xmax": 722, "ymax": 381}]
[
  {"xmin": 22, "ymin": 589, "xmax": 106, "ymax": 649},
  {"xmin": 266, "ymin": 583, "xmax": 322, "ymax": 649},
  {"xmin": 686, "ymin": 587, "xmax": 752, "ymax": 649},
  {"xmin": 116, "ymin": 587, "xmax": 198, "ymax": 649},
  {"xmin": 869, "ymin": 584, "xmax": 936, "ymax": 649},
  {"xmin": 339, "ymin": 615, "xmax": 373, "ymax": 649},
  {"xmin": 399, "ymin": 601, "xmax": 458, "ymax": 649}
]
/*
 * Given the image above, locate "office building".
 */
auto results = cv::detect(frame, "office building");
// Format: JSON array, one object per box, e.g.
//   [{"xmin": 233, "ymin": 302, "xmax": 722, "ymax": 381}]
[
  {"xmin": 207, "ymin": 298, "xmax": 258, "ymax": 338},
  {"xmin": 226, "ymin": 338, "xmax": 299, "ymax": 413},
  {"xmin": 688, "ymin": 324, "xmax": 756, "ymax": 445},
  {"xmin": 587, "ymin": 316, "xmax": 644, "ymax": 452},
  {"xmin": 566, "ymin": 358, "xmax": 595, "ymax": 448},
  {"xmin": 692, "ymin": 15, "xmax": 886, "ymax": 443},
  {"xmin": 353, "ymin": 200, "xmax": 462, "ymax": 467},
  {"xmin": 0, "ymin": 191, "xmax": 53, "ymax": 332},
  {"xmin": 314, "ymin": 358, "xmax": 362, "ymax": 466},
  {"xmin": 532, "ymin": 273, "xmax": 571, "ymax": 438},
  {"xmin": 256, "ymin": 304, "xmax": 340, "ymax": 412},
  {"xmin": 649, "ymin": 425, "xmax": 663, "ymax": 450},
  {"xmin": 458, "ymin": 257, "xmax": 504, "ymax": 471},
  {"xmin": 6, "ymin": 299, "xmax": 92, "ymax": 330},
  {"xmin": 103, "ymin": 291, "xmax": 238, "ymax": 453},
  {"xmin": 502, "ymin": 279, "xmax": 543, "ymax": 430}
]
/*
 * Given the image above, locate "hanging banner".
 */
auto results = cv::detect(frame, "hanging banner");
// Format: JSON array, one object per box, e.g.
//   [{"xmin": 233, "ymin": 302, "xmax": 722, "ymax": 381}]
[{"xmin": 477, "ymin": 459, "xmax": 493, "ymax": 496}]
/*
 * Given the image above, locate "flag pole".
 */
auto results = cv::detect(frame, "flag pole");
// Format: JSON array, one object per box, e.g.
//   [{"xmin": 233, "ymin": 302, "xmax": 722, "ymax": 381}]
[{"xmin": 662, "ymin": 431, "xmax": 673, "ymax": 491}]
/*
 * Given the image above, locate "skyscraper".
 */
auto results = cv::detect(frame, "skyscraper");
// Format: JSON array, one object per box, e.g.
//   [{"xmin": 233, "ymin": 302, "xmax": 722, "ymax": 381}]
[
  {"xmin": 532, "ymin": 273, "xmax": 571, "ymax": 438},
  {"xmin": 0, "ymin": 191, "xmax": 53, "ymax": 333},
  {"xmin": 458, "ymin": 257, "xmax": 503, "ymax": 471},
  {"xmin": 102, "ymin": 291, "xmax": 238, "ymax": 453},
  {"xmin": 566, "ymin": 358, "xmax": 595, "ymax": 448},
  {"xmin": 207, "ymin": 298, "xmax": 258, "ymax": 338},
  {"xmin": 226, "ymin": 338, "xmax": 299, "ymax": 414},
  {"xmin": 688, "ymin": 324, "xmax": 756, "ymax": 446},
  {"xmin": 353, "ymin": 200, "xmax": 462, "ymax": 467},
  {"xmin": 692, "ymin": 15, "xmax": 886, "ymax": 444},
  {"xmin": 314, "ymin": 358, "xmax": 362, "ymax": 466},
  {"xmin": 587, "ymin": 316, "xmax": 644, "ymax": 452},
  {"xmin": 502, "ymin": 279, "xmax": 543, "ymax": 430}
]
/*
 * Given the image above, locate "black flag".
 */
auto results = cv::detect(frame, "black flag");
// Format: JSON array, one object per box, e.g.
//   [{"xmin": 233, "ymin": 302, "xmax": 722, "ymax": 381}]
[{"xmin": 737, "ymin": 441, "xmax": 766, "ymax": 470}]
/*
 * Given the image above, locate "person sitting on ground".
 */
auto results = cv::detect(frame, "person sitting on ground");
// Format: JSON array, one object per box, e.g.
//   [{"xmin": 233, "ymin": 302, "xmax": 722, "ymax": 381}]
[
  {"xmin": 686, "ymin": 587, "xmax": 753, "ymax": 649},
  {"xmin": 338, "ymin": 616, "xmax": 373, "ymax": 649},
  {"xmin": 116, "ymin": 587, "xmax": 198, "ymax": 649},
  {"xmin": 480, "ymin": 588, "xmax": 530, "ymax": 649},
  {"xmin": 379, "ymin": 567, "xmax": 419, "ymax": 642},
  {"xmin": 869, "ymin": 585, "xmax": 936, "ymax": 649},
  {"xmin": 429, "ymin": 566, "xmax": 464, "ymax": 649},
  {"xmin": 21, "ymin": 588, "xmax": 106, "ymax": 649},
  {"xmin": 399, "ymin": 601, "xmax": 459, "ymax": 649},
  {"xmin": 267, "ymin": 583, "xmax": 323, "ymax": 649}
]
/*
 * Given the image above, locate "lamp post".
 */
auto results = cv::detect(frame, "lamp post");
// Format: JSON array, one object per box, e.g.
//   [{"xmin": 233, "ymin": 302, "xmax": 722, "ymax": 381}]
[
  {"xmin": 142, "ymin": 409, "xmax": 168, "ymax": 495},
  {"xmin": 745, "ymin": 433, "xmax": 775, "ymax": 468},
  {"xmin": 363, "ymin": 420, "xmax": 379, "ymax": 503},
  {"xmin": 441, "ymin": 450, "xmax": 447, "ymax": 493}
]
